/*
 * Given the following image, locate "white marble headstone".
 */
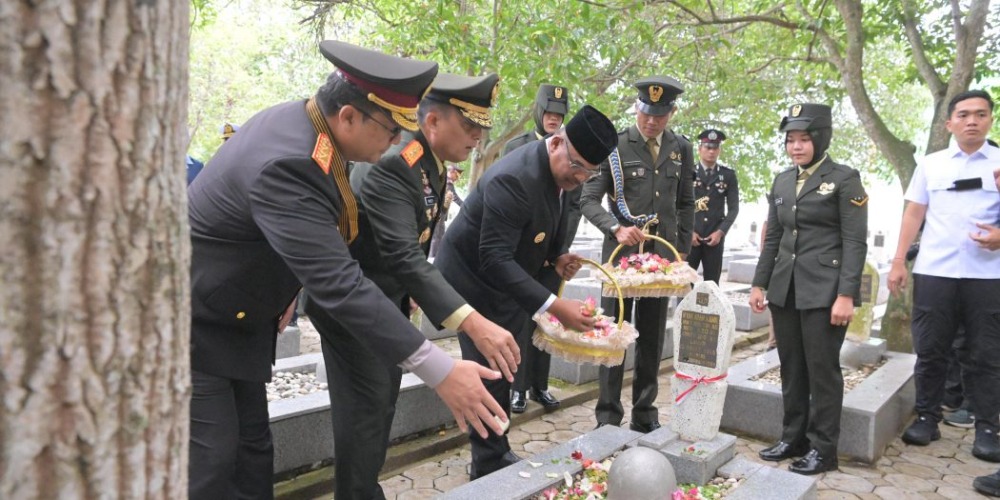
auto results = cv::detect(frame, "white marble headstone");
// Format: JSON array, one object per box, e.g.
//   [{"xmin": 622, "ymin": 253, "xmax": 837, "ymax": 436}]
[
  {"xmin": 670, "ymin": 281, "xmax": 736, "ymax": 442},
  {"xmin": 846, "ymin": 257, "xmax": 879, "ymax": 343}
]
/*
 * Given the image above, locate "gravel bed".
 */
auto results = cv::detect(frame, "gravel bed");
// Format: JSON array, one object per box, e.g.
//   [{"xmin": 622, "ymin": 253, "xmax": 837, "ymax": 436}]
[
  {"xmin": 749, "ymin": 358, "xmax": 887, "ymax": 393},
  {"xmin": 266, "ymin": 371, "xmax": 327, "ymax": 402}
]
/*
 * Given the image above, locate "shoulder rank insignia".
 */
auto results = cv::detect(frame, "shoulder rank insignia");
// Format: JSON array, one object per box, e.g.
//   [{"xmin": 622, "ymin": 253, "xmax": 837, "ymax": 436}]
[
  {"xmin": 850, "ymin": 195, "xmax": 869, "ymax": 207},
  {"xmin": 401, "ymin": 141, "xmax": 424, "ymax": 167},
  {"xmin": 312, "ymin": 133, "xmax": 334, "ymax": 174}
]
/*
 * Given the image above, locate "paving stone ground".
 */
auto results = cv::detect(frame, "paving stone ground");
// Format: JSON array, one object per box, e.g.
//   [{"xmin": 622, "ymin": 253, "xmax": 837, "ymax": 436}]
[{"xmin": 289, "ymin": 271, "xmax": 995, "ymax": 499}]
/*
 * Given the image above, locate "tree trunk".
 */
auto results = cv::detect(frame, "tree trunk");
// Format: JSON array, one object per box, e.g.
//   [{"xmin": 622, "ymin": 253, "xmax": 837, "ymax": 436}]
[{"xmin": 0, "ymin": 2, "xmax": 190, "ymax": 498}]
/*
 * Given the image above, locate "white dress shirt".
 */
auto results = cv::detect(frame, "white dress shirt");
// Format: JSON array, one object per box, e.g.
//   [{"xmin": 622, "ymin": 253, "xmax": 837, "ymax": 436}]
[{"xmin": 905, "ymin": 142, "xmax": 1000, "ymax": 279}]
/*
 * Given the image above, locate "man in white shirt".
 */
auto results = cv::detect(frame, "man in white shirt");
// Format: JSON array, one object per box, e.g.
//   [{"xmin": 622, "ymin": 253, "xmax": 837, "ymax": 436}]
[{"xmin": 888, "ymin": 90, "xmax": 1000, "ymax": 468}]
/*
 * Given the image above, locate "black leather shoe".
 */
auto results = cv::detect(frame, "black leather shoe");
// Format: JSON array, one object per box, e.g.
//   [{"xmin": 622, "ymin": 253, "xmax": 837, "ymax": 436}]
[
  {"xmin": 788, "ymin": 449, "xmax": 838, "ymax": 475},
  {"xmin": 974, "ymin": 471, "xmax": 1000, "ymax": 497},
  {"xmin": 975, "ymin": 428, "xmax": 1000, "ymax": 463},
  {"xmin": 469, "ymin": 451, "xmax": 523, "ymax": 480},
  {"xmin": 902, "ymin": 414, "xmax": 940, "ymax": 446},
  {"xmin": 758, "ymin": 441, "xmax": 809, "ymax": 462},
  {"xmin": 511, "ymin": 391, "xmax": 526, "ymax": 414},
  {"xmin": 629, "ymin": 421, "xmax": 661, "ymax": 433},
  {"xmin": 529, "ymin": 389, "xmax": 561, "ymax": 409}
]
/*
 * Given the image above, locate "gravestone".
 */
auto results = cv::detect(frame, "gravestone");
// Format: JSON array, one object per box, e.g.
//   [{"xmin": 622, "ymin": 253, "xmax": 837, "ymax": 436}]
[
  {"xmin": 846, "ymin": 258, "xmax": 879, "ymax": 343},
  {"xmin": 670, "ymin": 281, "xmax": 737, "ymax": 442}
]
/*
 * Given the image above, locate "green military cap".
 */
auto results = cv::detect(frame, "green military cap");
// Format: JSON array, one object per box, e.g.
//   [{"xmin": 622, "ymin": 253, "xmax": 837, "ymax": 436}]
[
  {"xmin": 780, "ymin": 103, "xmax": 832, "ymax": 132},
  {"xmin": 634, "ymin": 76, "xmax": 684, "ymax": 116},
  {"xmin": 424, "ymin": 73, "xmax": 501, "ymax": 129},
  {"xmin": 535, "ymin": 84, "xmax": 569, "ymax": 116},
  {"xmin": 319, "ymin": 40, "xmax": 438, "ymax": 132}
]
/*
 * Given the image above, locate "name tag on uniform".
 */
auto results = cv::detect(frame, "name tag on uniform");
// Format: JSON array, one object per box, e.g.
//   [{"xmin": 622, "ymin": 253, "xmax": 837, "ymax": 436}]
[
  {"xmin": 775, "ymin": 197, "xmax": 784, "ymax": 206},
  {"xmin": 424, "ymin": 195, "xmax": 436, "ymax": 207}
]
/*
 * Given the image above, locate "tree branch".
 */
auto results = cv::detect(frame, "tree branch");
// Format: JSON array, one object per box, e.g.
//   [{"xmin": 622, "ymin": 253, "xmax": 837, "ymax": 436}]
[{"xmin": 901, "ymin": 0, "xmax": 945, "ymax": 97}]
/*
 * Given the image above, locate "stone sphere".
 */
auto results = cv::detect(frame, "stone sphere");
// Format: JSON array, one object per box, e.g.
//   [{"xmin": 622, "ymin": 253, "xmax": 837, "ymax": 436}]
[{"xmin": 606, "ymin": 447, "xmax": 676, "ymax": 500}]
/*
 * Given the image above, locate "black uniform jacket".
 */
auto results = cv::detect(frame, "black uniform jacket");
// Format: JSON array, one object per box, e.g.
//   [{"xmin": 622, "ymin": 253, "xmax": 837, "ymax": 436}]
[
  {"xmin": 693, "ymin": 163, "xmax": 740, "ymax": 237},
  {"xmin": 752, "ymin": 156, "xmax": 868, "ymax": 309},
  {"xmin": 580, "ymin": 125, "xmax": 696, "ymax": 261},
  {"xmin": 188, "ymin": 100, "xmax": 426, "ymax": 382},
  {"xmin": 436, "ymin": 141, "xmax": 570, "ymax": 325},
  {"xmin": 349, "ymin": 132, "xmax": 467, "ymax": 325}
]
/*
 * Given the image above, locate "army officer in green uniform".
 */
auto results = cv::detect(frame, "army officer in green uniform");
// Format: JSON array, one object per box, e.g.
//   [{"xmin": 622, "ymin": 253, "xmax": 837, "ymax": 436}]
[
  {"xmin": 687, "ymin": 129, "xmax": 740, "ymax": 284},
  {"xmin": 749, "ymin": 103, "xmax": 868, "ymax": 475},
  {"xmin": 580, "ymin": 76, "xmax": 695, "ymax": 433}
]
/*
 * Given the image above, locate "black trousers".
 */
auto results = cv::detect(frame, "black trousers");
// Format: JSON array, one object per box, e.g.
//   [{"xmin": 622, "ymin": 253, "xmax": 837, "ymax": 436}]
[
  {"xmin": 459, "ymin": 307, "xmax": 530, "ymax": 477},
  {"xmin": 769, "ymin": 283, "xmax": 848, "ymax": 458},
  {"xmin": 912, "ymin": 275, "xmax": 1000, "ymax": 431},
  {"xmin": 595, "ymin": 296, "xmax": 667, "ymax": 427},
  {"xmin": 310, "ymin": 303, "xmax": 402, "ymax": 500},
  {"xmin": 943, "ymin": 326, "xmax": 970, "ymax": 410},
  {"xmin": 686, "ymin": 239, "xmax": 725, "ymax": 285},
  {"xmin": 512, "ymin": 268, "xmax": 560, "ymax": 393},
  {"xmin": 189, "ymin": 370, "xmax": 274, "ymax": 500}
]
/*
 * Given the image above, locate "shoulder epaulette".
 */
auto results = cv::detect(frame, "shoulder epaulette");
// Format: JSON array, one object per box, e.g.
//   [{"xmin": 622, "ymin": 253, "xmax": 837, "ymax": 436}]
[
  {"xmin": 400, "ymin": 140, "xmax": 424, "ymax": 167},
  {"xmin": 312, "ymin": 133, "xmax": 334, "ymax": 174}
]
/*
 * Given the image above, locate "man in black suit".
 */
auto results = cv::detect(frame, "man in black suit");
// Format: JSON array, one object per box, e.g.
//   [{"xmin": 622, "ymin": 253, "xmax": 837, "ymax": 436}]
[
  {"xmin": 320, "ymin": 73, "xmax": 520, "ymax": 497},
  {"xmin": 688, "ymin": 129, "xmax": 740, "ymax": 284},
  {"xmin": 187, "ymin": 41, "xmax": 506, "ymax": 500},
  {"xmin": 436, "ymin": 105, "xmax": 618, "ymax": 479},
  {"xmin": 501, "ymin": 84, "xmax": 574, "ymax": 414},
  {"xmin": 580, "ymin": 76, "xmax": 696, "ymax": 433},
  {"xmin": 428, "ymin": 164, "xmax": 466, "ymax": 258}
]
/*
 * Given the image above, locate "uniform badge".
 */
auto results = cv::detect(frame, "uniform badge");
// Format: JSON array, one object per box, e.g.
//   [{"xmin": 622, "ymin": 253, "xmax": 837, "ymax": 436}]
[
  {"xmin": 424, "ymin": 195, "xmax": 436, "ymax": 207},
  {"xmin": 534, "ymin": 232, "xmax": 546, "ymax": 244},
  {"xmin": 695, "ymin": 196, "xmax": 710, "ymax": 212},
  {"xmin": 775, "ymin": 198, "xmax": 784, "ymax": 206},
  {"xmin": 669, "ymin": 151, "xmax": 680, "ymax": 161},
  {"xmin": 312, "ymin": 133, "xmax": 334, "ymax": 174},
  {"xmin": 419, "ymin": 228, "xmax": 431, "ymax": 244},
  {"xmin": 401, "ymin": 141, "xmax": 424, "ymax": 167},
  {"xmin": 636, "ymin": 167, "xmax": 645, "ymax": 177},
  {"xmin": 554, "ymin": 87, "xmax": 563, "ymax": 99},
  {"xmin": 649, "ymin": 85, "xmax": 663, "ymax": 103},
  {"xmin": 791, "ymin": 105, "xmax": 802, "ymax": 117},
  {"xmin": 817, "ymin": 182, "xmax": 836, "ymax": 195},
  {"xmin": 850, "ymin": 195, "xmax": 869, "ymax": 207},
  {"xmin": 708, "ymin": 131, "xmax": 718, "ymax": 140}
]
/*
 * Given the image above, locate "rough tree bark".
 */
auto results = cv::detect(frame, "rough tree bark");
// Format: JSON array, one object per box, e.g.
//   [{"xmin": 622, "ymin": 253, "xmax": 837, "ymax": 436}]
[{"xmin": 0, "ymin": 2, "xmax": 190, "ymax": 498}]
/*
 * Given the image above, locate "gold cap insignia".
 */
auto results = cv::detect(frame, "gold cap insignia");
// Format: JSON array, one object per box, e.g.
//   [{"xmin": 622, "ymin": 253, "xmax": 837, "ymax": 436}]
[
  {"xmin": 708, "ymin": 131, "xmax": 718, "ymax": 140},
  {"xmin": 554, "ymin": 87, "xmax": 563, "ymax": 99},
  {"xmin": 791, "ymin": 105, "xmax": 802, "ymax": 117},
  {"xmin": 491, "ymin": 81, "xmax": 500, "ymax": 107},
  {"xmin": 649, "ymin": 85, "xmax": 664, "ymax": 103},
  {"xmin": 419, "ymin": 228, "xmax": 431, "ymax": 244},
  {"xmin": 850, "ymin": 195, "xmax": 869, "ymax": 207},
  {"xmin": 534, "ymin": 232, "xmax": 546, "ymax": 244},
  {"xmin": 401, "ymin": 141, "xmax": 424, "ymax": 167},
  {"xmin": 312, "ymin": 133, "xmax": 334, "ymax": 174}
]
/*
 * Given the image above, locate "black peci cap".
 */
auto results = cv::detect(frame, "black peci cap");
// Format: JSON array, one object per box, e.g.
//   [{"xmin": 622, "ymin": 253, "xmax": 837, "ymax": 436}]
[
  {"xmin": 535, "ymin": 84, "xmax": 569, "ymax": 116},
  {"xmin": 319, "ymin": 40, "xmax": 438, "ymax": 132},
  {"xmin": 779, "ymin": 103, "xmax": 832, "ymax": 132},
  {"xmin": 698, "ymin": 129, "xmax": 726, "ymax": 148},
  {"xmin": 565, "ymin": 105, "xmax": 617, "ymax": 165},
  {"xmin": 424, "ymin": 73, "xmax": 500, "ymax": 129},
  {"xmin": 634, "ymin": 76, "xmax": 684, "ymax": 116}
]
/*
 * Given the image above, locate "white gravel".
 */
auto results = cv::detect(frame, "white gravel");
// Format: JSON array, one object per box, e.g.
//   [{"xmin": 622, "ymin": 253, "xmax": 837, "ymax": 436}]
[
  {"xmin": 266, "ymin": 371, "xmax": 327, "ymax": 402},
  {"xmin": 750, "ymin": 359, "xmax": 887, "ymax": 393}
]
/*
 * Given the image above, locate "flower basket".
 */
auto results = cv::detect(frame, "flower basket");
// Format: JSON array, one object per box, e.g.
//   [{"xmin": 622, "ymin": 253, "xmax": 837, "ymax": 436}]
[
  {"xmin": 598, "ymin": 234, "xmax": 698, "ymax": 298},
  {"xmin": 532, "ymin": 259, "xmax": 638, "ymax": 367}
]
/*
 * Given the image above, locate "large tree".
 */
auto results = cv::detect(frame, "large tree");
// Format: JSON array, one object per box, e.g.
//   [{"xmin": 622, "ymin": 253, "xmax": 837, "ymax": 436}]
[
  {"xmin": 0, "ymin": 2, "xmax": 190, "ymax": 497},
  {"xmin": 660, "ymin": 0, "xmax": 998, "ymax": 350}
]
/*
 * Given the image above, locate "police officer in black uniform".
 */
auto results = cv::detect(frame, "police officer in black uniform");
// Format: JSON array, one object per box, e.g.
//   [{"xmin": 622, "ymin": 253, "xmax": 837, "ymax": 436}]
[
  {"xmin": 501, "ymin": 84, "xmax": 573, "ymax": 414},
  {"xmin": 580, "ymin": 76, "xmax": 696, "ymax": 433},
  {"xmin": 187, "ymin": 41, "xmax": 506, "ymax": 500},
  {"xmin": 749, "ymin": 103, "xmax": 868, "ymax": 475},
  {"xmin": 687, "ymin": 129, "xmax": 740, "ymax": 284}
]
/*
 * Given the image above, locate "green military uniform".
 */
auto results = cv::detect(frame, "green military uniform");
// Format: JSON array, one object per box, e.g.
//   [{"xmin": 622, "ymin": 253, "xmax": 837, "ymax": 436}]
[
  {"xmin": 580, "ymin": 76, "xmax": 695, "ymax": 431},
  {"xmin": 502, "ymin": 84, "xmax": 569, "ymax": 156},
  {"xmin": 753, "ymin": 103, "xmax": 868, "ymax": 475}
]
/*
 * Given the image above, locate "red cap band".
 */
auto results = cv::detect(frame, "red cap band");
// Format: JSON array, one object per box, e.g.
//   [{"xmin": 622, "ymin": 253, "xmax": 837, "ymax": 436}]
[{"xmin": 338, "ymin": 70, "xmax": 421, "ymax": 109}]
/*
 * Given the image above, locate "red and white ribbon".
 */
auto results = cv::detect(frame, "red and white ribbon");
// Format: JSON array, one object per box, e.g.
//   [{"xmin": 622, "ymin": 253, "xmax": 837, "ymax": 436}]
[{"xmin": 673, "ymin": 371, "xmax": 727, "ymax": 404}]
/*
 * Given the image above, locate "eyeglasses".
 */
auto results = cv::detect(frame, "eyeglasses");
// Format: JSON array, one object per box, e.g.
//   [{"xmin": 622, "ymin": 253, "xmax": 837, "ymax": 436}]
[
  {"xmin": 563, "ymin": 141, "xmax": 600, "ymax": 179},
  {"xmin": 357, "ymin": 107, "xmax": 402, "ymax": 139}
]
